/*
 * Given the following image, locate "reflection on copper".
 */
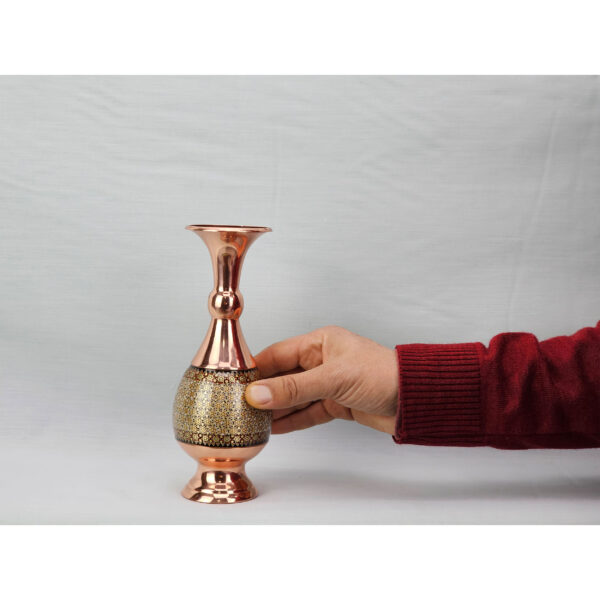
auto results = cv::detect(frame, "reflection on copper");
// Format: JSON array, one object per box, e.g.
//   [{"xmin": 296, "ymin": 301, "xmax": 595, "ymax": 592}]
[
  {"xmin": 187, "ymin": 225, "xmax": 272, "ymax": 370},
  {"xmin": 174, "ymin": 224, "xmax": 272, "ymax": 504},
  {"xmin": 179, "ymin": 442, "xmax": 266, "ymax": 504}
]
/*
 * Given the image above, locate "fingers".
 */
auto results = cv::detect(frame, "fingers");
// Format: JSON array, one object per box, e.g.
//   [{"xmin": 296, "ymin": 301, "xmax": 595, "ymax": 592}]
[
  {"xmin": 246, "ymin": 364, "xmax": 338, "ymax": 410},
  {"xmin": 271, "ymin": 401, "xmax": 334, "ymax": 434},
  {"xmin": 270, "ymin": 404, "xmax": 396, "ymax": 435},
  {"xmin": 253, "ymin": 332, "xmax": 323, "ymax": 378},
  {"xmin": 271, "ymin": 402, "xmax": 312, "ymax": 420}
]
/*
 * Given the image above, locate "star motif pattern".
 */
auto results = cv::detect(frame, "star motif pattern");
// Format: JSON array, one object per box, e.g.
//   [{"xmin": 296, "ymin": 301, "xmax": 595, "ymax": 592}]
[{"xmin": 173, "ymin": 366, "xmax": 271, "ymax": 447}]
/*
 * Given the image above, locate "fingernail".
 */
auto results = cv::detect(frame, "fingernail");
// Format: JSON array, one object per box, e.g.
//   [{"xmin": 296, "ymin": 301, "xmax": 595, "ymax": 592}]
[{"xmin": 246, "ymin": 384, "xmax": 272, "ymax": 406}]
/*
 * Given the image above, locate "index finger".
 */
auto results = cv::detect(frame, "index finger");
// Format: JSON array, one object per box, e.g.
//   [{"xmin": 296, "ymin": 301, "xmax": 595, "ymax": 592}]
[{"xmin": 253, "ymin": 331, "xmax": 324, "ymax": 378}]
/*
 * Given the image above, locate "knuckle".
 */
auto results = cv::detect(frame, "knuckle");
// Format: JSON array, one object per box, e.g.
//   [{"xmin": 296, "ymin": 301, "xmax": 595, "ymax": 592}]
[{"xmin": 281, "ymin": 376, "xmax": 300, "ymax": 405}]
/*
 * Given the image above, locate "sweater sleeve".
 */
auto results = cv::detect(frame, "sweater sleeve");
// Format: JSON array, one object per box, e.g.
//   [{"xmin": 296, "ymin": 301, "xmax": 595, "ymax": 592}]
[{"xmin": 393, "ymin": 321, "xmax": 600, "ymax": 449}]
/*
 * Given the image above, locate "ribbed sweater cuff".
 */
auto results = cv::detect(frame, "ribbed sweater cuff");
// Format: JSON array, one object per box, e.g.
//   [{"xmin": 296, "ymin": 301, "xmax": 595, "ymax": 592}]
[{"xmin": 393, "ymin": 343, "xmax": 484, "ymax": 446}]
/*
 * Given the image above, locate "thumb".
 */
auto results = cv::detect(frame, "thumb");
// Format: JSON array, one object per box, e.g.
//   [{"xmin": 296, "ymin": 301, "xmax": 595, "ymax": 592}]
[{"xmin": 246, "ymin": 365, "xmax": 337, "ymax": 410}]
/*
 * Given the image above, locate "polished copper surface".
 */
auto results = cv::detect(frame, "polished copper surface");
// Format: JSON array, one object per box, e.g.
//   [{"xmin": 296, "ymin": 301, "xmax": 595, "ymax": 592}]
[
  {"xmin": 186, "ymin": 224, "xmax": 272, "ymax": 233},
  {"xmin": 179, "ymin": 442, "xmax": 265, "ymax": 504},
  {"xmin": 187, "ymin": 224, "xmax": 271, "ymax": 370},
  {"xmin": 174, "ymin": 224, "xmax": 272, "ymax": 504}
]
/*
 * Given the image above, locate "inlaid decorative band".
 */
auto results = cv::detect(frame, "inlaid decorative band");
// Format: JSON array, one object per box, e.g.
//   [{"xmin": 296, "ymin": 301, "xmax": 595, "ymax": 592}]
[{"xmin": 173, "ymin": 366, "xmax": 271, "ymax": 448}]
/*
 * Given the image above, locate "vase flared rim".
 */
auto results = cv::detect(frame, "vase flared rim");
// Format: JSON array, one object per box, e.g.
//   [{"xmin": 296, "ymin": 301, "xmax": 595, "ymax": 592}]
[{"xmin": 186, "ymin": 224, "xmax": 272, "ymax": 233}]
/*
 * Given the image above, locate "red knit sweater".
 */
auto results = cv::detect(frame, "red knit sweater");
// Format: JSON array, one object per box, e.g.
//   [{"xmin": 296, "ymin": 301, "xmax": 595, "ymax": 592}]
[{"xmin": 394, "ymin": 321, "xmax": 600, "ymax": 449}]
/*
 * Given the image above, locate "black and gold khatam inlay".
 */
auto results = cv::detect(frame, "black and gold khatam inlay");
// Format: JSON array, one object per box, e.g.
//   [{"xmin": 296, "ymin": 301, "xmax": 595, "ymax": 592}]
[{"xmin": 173, "ymin": 366, "xmax": 271, "ymax": 448}]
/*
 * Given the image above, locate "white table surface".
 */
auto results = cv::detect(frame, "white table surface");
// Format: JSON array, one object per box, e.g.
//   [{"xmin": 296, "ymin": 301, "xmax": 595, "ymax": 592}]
[{"xmin": 2, "ymin": 418, "xmax": 599, "ymax": 525}]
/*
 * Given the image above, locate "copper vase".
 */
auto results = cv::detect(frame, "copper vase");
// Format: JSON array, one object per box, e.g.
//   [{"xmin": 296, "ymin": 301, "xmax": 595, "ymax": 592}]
[{"xmin": 173, "ymin": 224, "xmax": 272, "ymax": 504}]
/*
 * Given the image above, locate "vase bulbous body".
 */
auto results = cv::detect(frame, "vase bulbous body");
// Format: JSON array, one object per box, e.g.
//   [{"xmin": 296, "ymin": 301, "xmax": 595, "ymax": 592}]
[{"xmin": 173, "ymin": 225, "xmax": 272, "ymax": 504}]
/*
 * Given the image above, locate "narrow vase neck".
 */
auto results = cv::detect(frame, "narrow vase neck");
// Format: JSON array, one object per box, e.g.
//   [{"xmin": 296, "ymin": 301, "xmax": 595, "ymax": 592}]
[{"xmin": 186, "ymin": 225, "xmax": 270, "ymax": 370}]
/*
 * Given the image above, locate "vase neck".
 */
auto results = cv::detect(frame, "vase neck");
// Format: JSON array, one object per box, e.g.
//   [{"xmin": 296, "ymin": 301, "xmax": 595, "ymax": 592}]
[{"xmin": 187, "ymin": 226, "xmax": 270, "ymax": 370}]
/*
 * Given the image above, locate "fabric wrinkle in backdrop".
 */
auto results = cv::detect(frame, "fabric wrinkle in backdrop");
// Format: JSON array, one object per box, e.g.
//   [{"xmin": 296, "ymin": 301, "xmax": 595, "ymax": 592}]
[{"xmin": 1, "ymin": 76, "xmax": 599, "ymax": 523}]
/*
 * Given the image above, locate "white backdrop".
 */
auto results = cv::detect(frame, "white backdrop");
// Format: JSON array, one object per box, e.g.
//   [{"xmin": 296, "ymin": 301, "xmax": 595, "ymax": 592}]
[{"xmin": 1, "ymin": 76, "xmax": 599, "ymax": 523}]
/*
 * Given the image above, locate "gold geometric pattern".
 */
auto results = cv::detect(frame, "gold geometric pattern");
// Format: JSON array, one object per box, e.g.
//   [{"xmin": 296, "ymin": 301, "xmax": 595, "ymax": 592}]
[{"xmin": 173, "ymin": 367, "xmax": 271, "ymax": 448}]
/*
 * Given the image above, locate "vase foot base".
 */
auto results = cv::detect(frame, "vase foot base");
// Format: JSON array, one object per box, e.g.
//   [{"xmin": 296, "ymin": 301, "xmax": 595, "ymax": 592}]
[
  {"xmin": 177, "ymin": 441, "xmax": 266, "ymax": 504},
  {"xmin": 182, "ymin": 470, "xmax": 257, "ymax": 504}
]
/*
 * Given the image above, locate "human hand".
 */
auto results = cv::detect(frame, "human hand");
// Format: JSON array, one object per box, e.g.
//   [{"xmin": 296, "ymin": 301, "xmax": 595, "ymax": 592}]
[{"xmin": 245, "ymin": 326, "xmax": 399, "ymax": 435}]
